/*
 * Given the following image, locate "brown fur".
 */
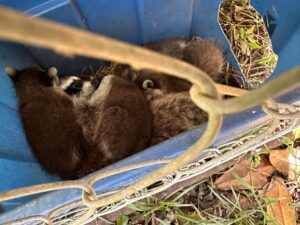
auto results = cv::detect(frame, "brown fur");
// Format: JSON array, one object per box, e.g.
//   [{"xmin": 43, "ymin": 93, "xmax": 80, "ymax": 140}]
[
  {"xmin": 7, "ymin": 67, "xmax": 90, "ymax": 179},
  {"xmin": 183, "ymin": 38, "xmax": 225, "ymax": 84},
  {"xmin": 90, "ymin": 37, "xmax": 225, "ymax": 146},
  {"xmin": 110, "ymin": 37, "xmax": 225, "ymax": 94},
  {"xmin": 128, "ymin": 38, "xmax": 223, "ymax": 144},
  {"xmin": 61, "ymin": 37, "xmax": 225, "ymax": 153},
  {"xmin": 148, "ymin": 92, "xmax": 207, "ymax": 145},
  {"xmin": 144, "ymin": 37, "xmax": 187, "ymax": 59},
  {"xmin": 71, "ymin": 75, "xmax": 152, "ymax": 176}
]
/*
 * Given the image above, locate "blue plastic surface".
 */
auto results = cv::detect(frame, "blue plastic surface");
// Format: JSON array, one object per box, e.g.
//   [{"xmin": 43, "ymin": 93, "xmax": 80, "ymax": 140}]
[{"xmin": 0, "ymin": 0, "xmax": 299, "ymax": 222}]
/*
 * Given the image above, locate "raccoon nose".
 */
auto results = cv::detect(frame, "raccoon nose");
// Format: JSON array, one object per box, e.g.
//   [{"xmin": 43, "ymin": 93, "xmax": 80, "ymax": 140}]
[
  {"xmin": 91, "ymin": 77, "xmax": 101, "ymax": 88},
  {"xmin": 65, "ymin": 79, "xmax": 83, "ymax": 95}
]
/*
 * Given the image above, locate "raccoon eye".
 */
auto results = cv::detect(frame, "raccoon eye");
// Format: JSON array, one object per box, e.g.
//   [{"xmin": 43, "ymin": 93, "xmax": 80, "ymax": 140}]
[
  {"xmin": 142, "ymin": 80, "xmax": 154, "ymax": 90},
  {"xmin": 70, "ymin": 79, "xmax": 83, "ymax": 89},
  {"xmin": 91, "ymin": 77, "xmax": 101, "ymax": 88}
]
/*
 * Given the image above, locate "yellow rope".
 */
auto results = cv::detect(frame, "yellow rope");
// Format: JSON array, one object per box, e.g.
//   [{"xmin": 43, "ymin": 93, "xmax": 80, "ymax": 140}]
[
  {"xmin": 0, "ymin": 5, "xmax": 222, "ymax": 211},
  {"xmin": 191, "ymin": 67, "xmax": 300, "ymax": 114},
  {"xmin": 0, "ymin": 159, "xmax": 170, "ymax": 202},
  {"xmin": 86, "ymin": 159, "xmax": 170, "ymax": 186},
  {"xmin": 0, "ymin": 7, "xmax": 219, "ymax": 100},
  {"xmin": 0, "ymin": 181, "xmax": 96, "ymax": 203}
]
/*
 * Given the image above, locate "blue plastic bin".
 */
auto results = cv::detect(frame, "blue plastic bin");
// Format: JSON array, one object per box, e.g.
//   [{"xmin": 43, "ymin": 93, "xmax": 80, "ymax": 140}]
[{"xmin": 0, "ymin": 0, "xmax": 299, "ymax": 222}]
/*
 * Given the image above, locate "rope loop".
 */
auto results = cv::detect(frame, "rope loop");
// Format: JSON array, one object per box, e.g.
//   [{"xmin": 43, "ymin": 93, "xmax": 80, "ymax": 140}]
[
  {"xmin": 0, "ymin": 181, "xmax": 96, "ymax": 203},
  {"xmin": 190, "ymin": 66, "xmax": 300, "ymax": 114},
  {"xmin": 82, "ymin": 159, "xmax": 170, "ymax": 207}
]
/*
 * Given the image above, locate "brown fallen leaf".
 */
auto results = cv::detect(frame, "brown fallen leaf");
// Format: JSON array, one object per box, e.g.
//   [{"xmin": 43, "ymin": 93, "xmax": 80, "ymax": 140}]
[
  {"xmin": 269, "ymin": 149, "xmax": 300, "ymax": 180},
  {"xmin": 269, "ymin": 150, "xmax": 290, "ymax": 175},
  {"xmin": 215, "ymin": 155, "xmax": 275, "ymax": 190},
  {"xmin": 264, "ymin": 176, "xmax": 296, "ymax": 225}
]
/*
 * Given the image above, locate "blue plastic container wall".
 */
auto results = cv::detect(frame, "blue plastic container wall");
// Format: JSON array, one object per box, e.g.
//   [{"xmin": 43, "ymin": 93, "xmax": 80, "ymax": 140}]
[{"xmin": 0, "ymin": 0, "xmax": 299, "ymax": 221}]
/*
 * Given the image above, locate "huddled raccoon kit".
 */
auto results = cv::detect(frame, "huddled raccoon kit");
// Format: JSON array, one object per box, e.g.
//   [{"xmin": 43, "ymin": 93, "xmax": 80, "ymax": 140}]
[
  {"xmin": 63, "ymin": 37, "xmax": 226, "ymax": 153},
  {"xmin": 5, "ymin": 67, "xmax": 90, "ymax": 179},
  {"xmin": 109, "ymin": 37, "xmax": 225, "ymax": 92},
  {"xmin": 5, "ymin": 37, "xmax": 226, "ymax": 179},
  {"xmin": 6, "ymin": 67, "xmax": 151, "ymax": 178},
  {"xmin": 94, "ymin": 37, "xmax": 225, "ymax": 144},
  {"xmin": 71, "ymin": 75, "xmax": 152, "ymax": 176}
]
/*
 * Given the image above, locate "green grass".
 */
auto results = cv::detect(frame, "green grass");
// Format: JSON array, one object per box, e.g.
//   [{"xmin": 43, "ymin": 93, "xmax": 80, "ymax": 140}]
[
  {"xmin": 115, "ymin": 129, "xmax": 300, "ymax": 224},
  {"xmin": 218, "ymin": 0, "xmax": 278, "ymax": 87},
  {"xmin": 116, "ymin": 178, "xmax": 277, "ymax": 225}
]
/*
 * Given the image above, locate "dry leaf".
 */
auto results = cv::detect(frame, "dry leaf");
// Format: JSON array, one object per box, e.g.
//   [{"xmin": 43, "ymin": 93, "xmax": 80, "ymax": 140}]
[
  {"xmin": 215, "ymin": 155, "xmax": 275, "ymax": 190},
  {"xmin": 270, "ymin": 149, "xmax": 300, "ymax": 180},
  {"xmin": 236, "ymin": 194, "xmax": 257, "ymax": 210},
  {"xmin": 264, "ymin": 177, "xmax": 296, "ymax": 225},
  {"xmin": 269, "ymin": 150, "xmax": 290, "ymax": 175}
]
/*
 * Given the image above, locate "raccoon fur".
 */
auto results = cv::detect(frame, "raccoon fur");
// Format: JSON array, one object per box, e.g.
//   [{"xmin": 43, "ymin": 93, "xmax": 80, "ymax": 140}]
[
  {"xmin": 106, "ymin": 37, "xmax": 226, "ymax": 94},
  {"xmin": 61, "ymin": 75, "xmax": 152, "ymax": 176},
  {"xmin": 5, "ymin": 66, "xmax": 90, "ymax": 179}
]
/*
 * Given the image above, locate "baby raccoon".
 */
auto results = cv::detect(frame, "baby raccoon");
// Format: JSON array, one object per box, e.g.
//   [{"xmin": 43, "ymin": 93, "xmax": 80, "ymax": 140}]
[
  {"xmin": 61, "ymin": 75, "xmax": 152, "ymax": 176},
  {"xmin": 108, "ymin": 37, "xmax": 226, "ymax": 95},
  {"xmin": 182, "ymin": 38, "xmax": 226, "ymax": 84},
  {"xmin": 121, "ymin": 37, "xmax": 225, "ymax": 144},
  {"xmin": 93, "ymin": 37, "xmax": 225, "ymax": 145},
  {"xmin": 144, "ymin": 37, "xmax": 225, "ymax": 83},
  {"xmin": 5, "ymin": 66, "xmax": 89, "ymax": 179},
  {"xmin": 149, "ymin": 92, "xmax": 208, "ymax": 145},
  {"xmin": 60, "ymin": 73, "xmax": 205, "ymax": 147}
]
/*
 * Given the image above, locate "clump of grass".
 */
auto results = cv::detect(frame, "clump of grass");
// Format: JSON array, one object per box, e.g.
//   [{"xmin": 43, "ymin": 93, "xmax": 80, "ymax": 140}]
[
  {"xmin": 219, "ymin": 0, "xmax": 278, "ymax": 88},
  {"xmin": 118, "ymin": 179, "xmax": 277, "ymax": 225},
  {"xmin": 115, "ymin": 129, "xmax": 300, "ymax": 224}
]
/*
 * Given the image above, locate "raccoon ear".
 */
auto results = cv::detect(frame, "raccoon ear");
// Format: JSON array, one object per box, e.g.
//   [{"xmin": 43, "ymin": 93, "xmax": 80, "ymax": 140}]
[
  {"xmin": 48, "ymin": 67, "xmax": 58, "ymax": 79},
  {"xmin": 129, "ymin": 71, "xmax": 138, "ymax": 81},
  {"xmin": 143, "ymin": 80, "xmax": 154, "ymax": 90},
  {"xmin": 5, "ymin": 66, "xmax": 17, "ymax": 77}
]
